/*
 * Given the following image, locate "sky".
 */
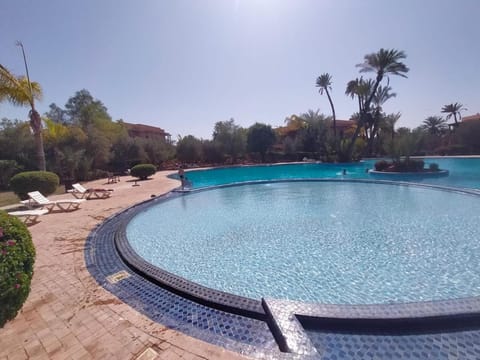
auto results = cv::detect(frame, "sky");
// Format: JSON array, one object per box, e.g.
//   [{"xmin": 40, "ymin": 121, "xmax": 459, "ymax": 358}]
[{"xmin": 1, "ymin": 0, "xmax": 479, "ymax": 139}]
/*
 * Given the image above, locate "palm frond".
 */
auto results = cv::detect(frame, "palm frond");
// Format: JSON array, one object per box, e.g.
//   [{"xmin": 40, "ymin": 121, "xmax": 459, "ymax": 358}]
[
  {"xmin": 316, "ymin": 73, "xmax": 332, "ymax": 94},
  {"xmin": 0, "ymin": 64, "xmax": 42, "ymax": 107},
  {"xmin": 356, "ymin": 48, "xmax": 409, "ymax": 78}
]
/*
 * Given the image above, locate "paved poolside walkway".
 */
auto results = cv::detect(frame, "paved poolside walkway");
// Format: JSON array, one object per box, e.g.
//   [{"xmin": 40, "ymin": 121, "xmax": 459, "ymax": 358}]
[{"xmin": 0, "ymin": 172, "xmax": 250, "ymax": 360}]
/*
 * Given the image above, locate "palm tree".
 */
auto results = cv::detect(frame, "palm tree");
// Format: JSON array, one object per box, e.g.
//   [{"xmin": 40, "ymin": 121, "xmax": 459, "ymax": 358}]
[
  {"xmin": 345, "ymin": 77, "xmax": 372, "ymax": 114},
  {"xmin": 441, "ymin": 103, "xmax": 466, "ymax": 128},
  {"xmin": 0, "ymin": 64, "xmax": 45, "ymax": 170},
  {"xmin": 364, "ymin": 85, "xmax": 397, "ymax": 155},
  {"xmin": 345, "ymin": 48, "xmax": 409, "ymax": 160},
  {"xmin": 422, "ymin": 116, "xmax": 447, "ymax": 135},
  {"xmin": 316, "ymin": 73, "xmax": 336, "ymax": 139}
]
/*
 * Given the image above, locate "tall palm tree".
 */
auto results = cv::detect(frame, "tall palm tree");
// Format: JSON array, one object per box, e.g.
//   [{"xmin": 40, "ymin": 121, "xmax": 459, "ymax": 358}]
[
  {"xmin": 422, "ymin": 116, "xmax": 447, "ymax": 135},
  {"xmin": 441, "ymin": 103, "xmax": 466, "ymax": 128},
  {"xmin": 316, "ymin": 73, "xmax": 336, "ymax": 139},
  {"xmin": 0, "ymin": 64, "xmax": 45, "ymax": 170},
  {"xmin": 366, "ymin": 85, "xmax": 397, "ymax": 155},
  {"xmin": 345, "ymin": 48, "xmax": 409, "ymax": 160},
  {"xmin": 383, "ymin": 112, "xmax": 401, "ymax": 141},
  {"xmin": 345, "ymin": 77, "xmax": 372, "ymax": 114}
]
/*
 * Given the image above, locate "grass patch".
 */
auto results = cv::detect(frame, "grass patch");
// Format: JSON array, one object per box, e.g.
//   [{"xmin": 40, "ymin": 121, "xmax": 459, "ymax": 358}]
[
  {"xmin": 0, "ymin": 192, "xmax": 20, "ymax": 207},
  {"xmin": 0, "ymin": 187, "xmax": 67, "ymax": 208}
]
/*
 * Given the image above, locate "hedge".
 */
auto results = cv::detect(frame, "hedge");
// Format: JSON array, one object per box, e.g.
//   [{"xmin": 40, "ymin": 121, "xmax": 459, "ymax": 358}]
[
  {"xmin": 0, "ymin": 211, "xmax": 35, "ymax": 327},
  {"xmin": 9, "ymin": 171, "xmax": 59, "ymax": 200},
  {"xmin": 130, "ymin": 164, "xmax": 156, "ymax": 180}
]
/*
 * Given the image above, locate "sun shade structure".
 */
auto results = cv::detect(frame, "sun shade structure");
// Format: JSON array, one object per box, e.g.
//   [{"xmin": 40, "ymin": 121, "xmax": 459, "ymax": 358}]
[
  {"xmin": 68, "ymin": 183, "xmax": 113, "ymax": 200},
  {"xmin": 23, "ymin": 191, "xmax": 85, "ymax": 212},
  {"xmin": 8, "ymin": 209, "xmax": 49, "ymax": 225}
]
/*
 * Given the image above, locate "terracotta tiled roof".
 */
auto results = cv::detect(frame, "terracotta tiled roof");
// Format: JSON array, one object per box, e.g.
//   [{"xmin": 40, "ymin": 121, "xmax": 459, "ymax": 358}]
[
  {"xmin": 334, "ymin": 119, "xmax": 356, "ymax": 128},
  {"xmin": 462, "ymin": 113, "xmax": 480, "ymax": 122},
  {"xmin": 123, "ymin": 122, "xmax": 171, "ymax": 137}
]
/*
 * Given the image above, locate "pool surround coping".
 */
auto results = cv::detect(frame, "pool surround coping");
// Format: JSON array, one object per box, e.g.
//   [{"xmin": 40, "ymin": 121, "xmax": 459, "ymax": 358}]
[{"xmin": 114, "ymin": 178, "xmax": 480, "ymax": 356}]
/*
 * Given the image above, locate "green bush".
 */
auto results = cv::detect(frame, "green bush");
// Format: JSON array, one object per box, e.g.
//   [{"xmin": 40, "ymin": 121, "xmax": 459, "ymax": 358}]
[
  {"xmin": 0, "ymin": 211, "xmax": 35, "ymax": 327},
  {"xmin": 130, "ymin": 164, "xmax": 156, "ymax": 180},
  {"xmin": 9, "ymin": 171, "xmax": 59, "ymax": 200},
  {"xmin": 429, "ymin": 163, "xmax": 439, "ymax": 171},
  {"xmin": 374, "ymin": 160, "xmax": 390, "ymax": 171},
  {"xmin": 375, "ymin": 159, "xmax": 427, "ymax": 172},
  {"xmin": 0, "ymin": 160, "xmax": 23, "ymax": 191}
]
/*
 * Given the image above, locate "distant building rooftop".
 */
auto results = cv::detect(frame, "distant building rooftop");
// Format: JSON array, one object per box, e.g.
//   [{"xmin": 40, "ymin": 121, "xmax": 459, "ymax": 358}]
[
  {"xmin": 334, "ymin": 119, "xmax": 356, "ymax": 129},
  {"xmin": 123, "ymin": 122, "xmax": 171, "ymax": 141},
  {"xmin": 462, "ymin": 113, "xmax": 480, "ymax": 122}
]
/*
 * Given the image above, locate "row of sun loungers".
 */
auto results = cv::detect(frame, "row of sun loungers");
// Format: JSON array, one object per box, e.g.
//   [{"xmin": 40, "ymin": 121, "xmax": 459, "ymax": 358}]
[
  {"xmin": 67, "ymin": 183, "xmax": 113, "ymax": 200},
  {"xmin": 7, "ymin": 209, "xmax": 49, "ymax": 226},
  {"xmin": 23, "ymin": 191, "xmax": 86, "ymax": 212},
  {"xmin": 8, "ymin": 183, "xmax": 113, "ymax": 225}
]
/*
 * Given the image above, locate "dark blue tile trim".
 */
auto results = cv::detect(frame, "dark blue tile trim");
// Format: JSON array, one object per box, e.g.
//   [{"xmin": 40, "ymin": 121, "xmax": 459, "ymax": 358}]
[
  {"xmin": 86, "ymin": 179, "xmax": 480, "ymax": 359},
  {"xmin": 114, "ymin": 192, "xmax": 266, "ymax": 320},
  {"xmin": 84, "ymin": 196, "xmax": 281, "ymax": 357}
]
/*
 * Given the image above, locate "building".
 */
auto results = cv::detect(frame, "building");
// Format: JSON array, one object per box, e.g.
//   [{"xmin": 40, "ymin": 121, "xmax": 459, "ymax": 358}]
[
  {"xmin": 333, "ymin": 119, "xmax": 356, "ymax": 131},
  {"xmin": 462, "ymin": 113, "xmax": 480, "ymax": 122},
  {"xmin": 123, "ymin": 122, "xmax": 171, "ymax": 143}
]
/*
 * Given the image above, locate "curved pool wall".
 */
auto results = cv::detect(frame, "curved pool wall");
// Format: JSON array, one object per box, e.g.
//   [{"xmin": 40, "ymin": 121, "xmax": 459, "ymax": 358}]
[
  {"xmin": 126, "ymin": 180, "xmax": 480, "ymax": 305},
  {"xmin": 84, "ymin": 197, "xmax": 279, "ymax": 356},
  {"xmin": 87, "ymin": 180, "xmax": 480, "ymax": 358},
  {"xmin": 174, "ymin": 157, "xmax": 480, "ymax": 190}
]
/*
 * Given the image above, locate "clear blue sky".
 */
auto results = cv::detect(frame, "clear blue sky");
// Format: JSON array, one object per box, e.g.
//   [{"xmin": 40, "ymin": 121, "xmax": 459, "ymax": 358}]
[{"xmin": 1, "ymin": 0, "xmax": 479, "ymax": 139}]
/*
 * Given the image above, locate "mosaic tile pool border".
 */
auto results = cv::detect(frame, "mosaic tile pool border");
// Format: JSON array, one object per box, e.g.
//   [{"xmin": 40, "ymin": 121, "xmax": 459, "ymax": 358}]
[
  {"xmin": 88, "ymin": 179, "xmax": 480, "ymax": 358},
  {"xmin": 114, "ymin": 195, "xmax": 266, "ymax": 320},
  {"xmin": 84, "ymin": 196, "xmax": 283, "ymax": 358}
]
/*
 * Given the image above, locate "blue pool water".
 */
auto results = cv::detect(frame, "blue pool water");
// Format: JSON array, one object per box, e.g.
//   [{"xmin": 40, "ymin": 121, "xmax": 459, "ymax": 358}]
[
  {"xmin": 127, "ymin": 181, "xmax": 480, "ymax": 305},
  {"xmin": 181, "ymin": 157, "xmax": 480, "ymax": 190}
]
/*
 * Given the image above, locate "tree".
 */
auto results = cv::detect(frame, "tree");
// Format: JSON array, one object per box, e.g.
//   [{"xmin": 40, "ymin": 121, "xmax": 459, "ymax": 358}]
[
  {"xmin": 176, "ymin": 135, "xmax": 203, "ymax": 163},
  {"xmin": 64, "ymin": 89, "xmax": 110, "ymax": 127},
  {"xmin": 315, "ymin": 73, "xmax": 336, "ymax": 138},
  {"xmin": 43, "ymin": 118, "xmax": 88, "ymax": 179},
  {"xmin": 44, "ymin": 103, "xmax": 68, "ymax": 124},
  {"xmin": 378, "ymin": 112, "xmax": 401, "ymax": 157},
  {"xmin": 345, "ymin": 49, "xmax": 409, "ymax": 160},
  {"xmin": 421, "ymin": 116, "xmax": 447, "ymax": 135},
  {"xmin": 0, "ymin": 65, "xmax": 45, "ymax": 170},
  {"xmin": 366, "ymin": 85, "xmax": 397, "ymax": 155},
  {"xmin": 345, "ymin": 77, "xmax": 370, "ymax": 114},
  {"xmin": 441, "ymin": 103, "xmax": 466, "ymax": 128},
  {"xmin": 298, "ymin": 110, "xmax": 330, "ymax": 157},
  {"xmin": 212, "ymin": 118, "xmax": 246, "ymax": 162},
  {"xmin": 0, "ymin": 118, "xmax": 36, "ymax": 170},
  {"xmin": 454, "ymin": 120, "xmax": 480, "ymax": 154},
  {"xmin": 395, "ymin": 127, "xmax": 422, "ymax": 159},
  {"xmin": 247, "ymin": 123, "xmax": 276, "ymax": 162},
  {"xmin": 61, "ymin": 90, "xmax": 124, "ymax": 172}
]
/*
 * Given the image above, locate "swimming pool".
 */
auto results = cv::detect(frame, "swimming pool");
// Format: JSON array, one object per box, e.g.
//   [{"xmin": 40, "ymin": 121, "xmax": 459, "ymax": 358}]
[
  {"xmin": 180, "ymin": 157, "xmax": 480, "ymax": 190},
  {"xmin": 126, "ymin": 180, "xmax": 480, "ymax": 305},
  {"xmin": 89, "ymin": 158, "xmax": 480, "ymax": 358}
]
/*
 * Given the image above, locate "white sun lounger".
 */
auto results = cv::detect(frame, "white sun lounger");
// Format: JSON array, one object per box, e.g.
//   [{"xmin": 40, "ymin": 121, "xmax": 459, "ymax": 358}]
[
  {"xmin": 68, "ymin": 183, "xmax": 112, "ymax": 200},
  {"xmin": 24, "ymin": 191, "xmax": 85, "ymax": 212},
  {"xmin": 8, "ymin": 209, "xmax": 49, "ymax": 225}
]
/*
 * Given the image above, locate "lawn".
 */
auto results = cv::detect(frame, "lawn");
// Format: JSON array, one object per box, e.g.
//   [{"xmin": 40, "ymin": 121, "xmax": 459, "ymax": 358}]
[
  {"xmin": 0, "ymin": 187, "xmax": 68, "ymax": 208},
  {"xmin": 0, "ymin": 191, "xmax": 20, "ymax": 207}
]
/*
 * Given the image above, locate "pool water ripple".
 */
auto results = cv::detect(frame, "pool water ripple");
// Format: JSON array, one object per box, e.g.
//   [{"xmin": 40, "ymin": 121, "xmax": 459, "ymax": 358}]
[{"xmin": 126, "ymin": 181, "xmax": 480, "ymax": 305}]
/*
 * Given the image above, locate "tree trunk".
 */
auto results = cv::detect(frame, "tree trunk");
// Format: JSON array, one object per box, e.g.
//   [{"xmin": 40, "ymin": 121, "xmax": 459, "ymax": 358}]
[
  {"xmin": 325, "ymin": 89, "xmax": 336, "ymax": 139},
  {"xmin": 29, "ymin": 109, "xmax": 46, "ymax": 171},
  {"xmin": 453, "ymin": 113, "xmax": 458, "ymax": 126},
  {"xmin": 345, "ymin": 75, "xmax": 382, "ymax": 161}
]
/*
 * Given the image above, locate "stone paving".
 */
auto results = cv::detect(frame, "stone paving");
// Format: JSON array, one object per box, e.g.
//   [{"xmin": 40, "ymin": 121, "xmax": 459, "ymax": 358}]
[{"xmin": 0, "ymin": 172, "xmax": 250, "ymax": 360}]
